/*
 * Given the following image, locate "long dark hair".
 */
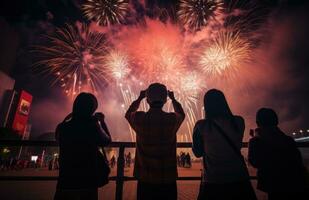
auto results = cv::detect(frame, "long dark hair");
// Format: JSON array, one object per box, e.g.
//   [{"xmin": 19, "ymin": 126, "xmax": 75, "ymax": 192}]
[
  {"xmin": 204, "ymin": 89, "xmax": 233, "ymax": 119},
  {"xmin": 72, "ymin": 92, "xmax": 98, "ymax": 119}
]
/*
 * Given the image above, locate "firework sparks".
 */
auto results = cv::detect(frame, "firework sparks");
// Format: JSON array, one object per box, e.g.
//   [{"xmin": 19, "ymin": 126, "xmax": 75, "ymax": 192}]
[
  {"xmin": 198, "ymin": 30, "xmax": 251, "ymax": 76},
  {"xmin": 175, "ymin": 72, "xmax": 202, "ymax": 108},
  {"xmin": 118, "ymin": 81, "xmax": 148, "ymax": 141},
  {"xmin": 104, "ymin": 50, "xmax": 131, "ymax": 80},
  {"xmin": 113, "ymin": 20, "xmax": 204, "ymax": 142},
  {"xmin": 176, "ymin": 72, "xmax": 203, "ymax": 138},
  {"xmin": 34, "ymin": 23, "xmax": 108, "ymax": 98},
  {"xmin": 180, "ymin": 72, "xmax": 201, "ymax": 94},
  {"xmin": 178, "ymin": 0, "xmax": 223, "ymax": 31},
  {"xmin": 31, "ymin": 0, "xmax": 265, "ymax": 143},
  {"xmin": 82, "ymin": 0, "xmax": 130, "ymax": 26},
  {"xmin": 124, "ymin": 21, "xmax": 187, "ymax": 86}
]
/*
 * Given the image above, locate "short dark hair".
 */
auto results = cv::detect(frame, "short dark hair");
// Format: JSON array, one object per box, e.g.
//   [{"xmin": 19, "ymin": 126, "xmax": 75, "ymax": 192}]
[
  {"xmin": 204, "ymin": 89, "xmax": 233, "ymax": 119},
  {"xmin": 146, "ymin": 83, "xmax": 167, "ymax": 108},
  {"xmin": 256, "ymin": 108, "xmax": 279, "ymax": 127},
  {"xmin": 72, "ymin": 93, "xmax": 98, "ymax": 119}
]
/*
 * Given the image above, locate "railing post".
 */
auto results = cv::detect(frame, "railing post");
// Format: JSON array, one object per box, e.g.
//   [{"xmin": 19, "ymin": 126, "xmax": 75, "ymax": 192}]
[{"xmin": 116, "ymin": 145, "xmax": 125, "ymax": 200}]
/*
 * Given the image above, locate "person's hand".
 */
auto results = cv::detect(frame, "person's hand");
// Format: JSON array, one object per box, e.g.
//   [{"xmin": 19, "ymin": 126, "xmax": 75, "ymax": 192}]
[
  {"xmin": 138, "ymin": 90, "xmax": 146, "ymax": 100},
  {"xmin": 168, "ymin": 90, "xmax": 175, "ymax": 100},
  {"xmin": 94, "ymin": 112, "xmax": 105, "ymax": 121},
  {"xmin": 249, "ymin": 129, "xmax": 255, "ymax": 137}
]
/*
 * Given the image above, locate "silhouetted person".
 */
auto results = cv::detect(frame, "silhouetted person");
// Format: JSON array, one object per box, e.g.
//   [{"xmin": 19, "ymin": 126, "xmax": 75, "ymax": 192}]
[
  {"xmin": 176, "ymin": 154, "xmax": 180, "ymax": 167},
  {"xmin": 192, "ymin": 89, "xmax": 256, "ymax": 200},
  {"xmin": 248, "ymin": 108, "xmax": 307, "ymax": 200},
  {"xmin": 185, "ymin": 153, "xmax": 191, "ymax": 168},
  {"xmin": 48, "ymin": 159, "xmax": 53, "ymax": 171},
  {"xmin": 10, "ymin": 157, "xmax": 17, "ymax": 170},
  {"xmin": 180, "ymin": 152, "xmax": 184, "ymax": 167},
  {"xmin": 110, "ymin": 155, "xmax": 116, "ymax": 168},
  {"xmin": 0, "ymin": 155, "xmax": 2, "ymax": 170},
  {"xmin": 126, "ymin": 152, "xmax": 132, "ymax": 167},
  {"xmin": 125, "ymin": 83, "xmax": 185, "ymax": 200},
  {"xmin": 54, "ymin": 93, "xmax": 111, "ymax": 200}
]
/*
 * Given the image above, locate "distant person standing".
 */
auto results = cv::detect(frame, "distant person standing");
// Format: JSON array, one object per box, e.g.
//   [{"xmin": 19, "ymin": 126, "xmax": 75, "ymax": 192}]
[
  {"xmin": 176, "ymin": 154, "xmax": 181, "ymax": 167},
  {"xmin": 248, "ymin": 108, "xmax": 307, "ymax": 200},
  {"xmin": 185, "ymin": 153, "xmax": 191, "ymax": 168},
  {"xmin": 0, "ymin": 155, "xmax": 2, "ymax": 170},
  {"xmin": 110, "ymin": 155, "xmax": 116, "ymax": 168},
  {"xmin": 126, "ymin": 152, "xmax": 132, "ymax": 167},
  {"xmin": 54, "ymin": 93, "xmax": 112, "ymax": 200},
  {"xmin": 48, "ymin": 159, "xmax": 53, "ymax": 171},
  {"xmin": 180, "ymin": 152, "xmax": 186, "ymax": 167},
  {"xmin": 125, "ymin": 83, "xmax": 185, "ymax": 200},
  {"xmin": 192, "ymin": 89, "xmax": 256, "ymax": 200}
]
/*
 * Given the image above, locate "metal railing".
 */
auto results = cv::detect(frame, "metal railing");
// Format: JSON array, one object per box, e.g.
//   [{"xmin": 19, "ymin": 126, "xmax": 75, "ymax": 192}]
[{"xmin": 0, "ymin": 140, "xmax": 308, "ymax": 200}]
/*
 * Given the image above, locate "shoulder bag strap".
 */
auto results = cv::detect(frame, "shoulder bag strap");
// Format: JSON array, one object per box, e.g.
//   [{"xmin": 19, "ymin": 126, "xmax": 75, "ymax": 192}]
[{"xmin": 211, "ymin": 120, "xmax": 244, "ymax": 159}]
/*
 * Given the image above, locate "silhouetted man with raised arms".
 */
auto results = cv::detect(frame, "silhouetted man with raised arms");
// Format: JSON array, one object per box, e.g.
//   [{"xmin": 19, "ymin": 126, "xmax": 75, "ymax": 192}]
[{"xmin": 125, "ymin": 83, "xmax": 185, "ymax": 200}]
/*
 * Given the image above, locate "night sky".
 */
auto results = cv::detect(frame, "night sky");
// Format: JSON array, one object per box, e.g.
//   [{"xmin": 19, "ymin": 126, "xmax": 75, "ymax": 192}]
[{"xmin": 0, "ymin": 0, "xmax": 309, "ymax": 139}]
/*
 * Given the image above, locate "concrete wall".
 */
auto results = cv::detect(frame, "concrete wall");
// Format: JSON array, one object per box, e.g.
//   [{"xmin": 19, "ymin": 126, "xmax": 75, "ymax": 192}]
[{"xmin": 0, "ymin": 70, "xmax": 15, "ymax": 126}]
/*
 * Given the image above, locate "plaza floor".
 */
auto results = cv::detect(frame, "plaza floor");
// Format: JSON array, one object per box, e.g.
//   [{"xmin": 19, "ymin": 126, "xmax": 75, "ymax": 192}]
[{"xmin": 0, "ymin": 163, "xmax": 268, "ymax": 200}]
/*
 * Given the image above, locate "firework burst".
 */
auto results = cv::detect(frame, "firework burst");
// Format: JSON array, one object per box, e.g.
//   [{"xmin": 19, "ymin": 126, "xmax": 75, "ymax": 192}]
[
  {"xmin": 82, "ymin": 0, "xmax": 130, "ymax": 26},
  {"xmin": 178, "ymin": 0, "xmax": 224, "ymax": 31},
  {"xmin": 178, "ymin": 72, "xmax": 202, "ymax": 105},
  {"xmin": 104, "ymin": 50, "xmax": 131, "ymax": 80},
  {"xmin": 34, "ymin": 23, "xmax": 108, "ymax": 98},
  {"xmin": 198, "ymin": 30, "xmax": 251, "ymax": 76}
]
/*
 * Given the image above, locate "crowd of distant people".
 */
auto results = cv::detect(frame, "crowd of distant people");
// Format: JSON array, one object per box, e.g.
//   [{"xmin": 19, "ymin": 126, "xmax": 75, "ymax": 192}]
[
  {"xmin": 10, "ymin": 83, "xmax": 305, "ymax": 200},
  {"xmin": 1, "ymin": 151, "xmax": 194, "ymax": 171},
  {"xmin": 110, "ymin": 151, "xmax": 192, "ymax": 169},
  {"xmin": 109, "ymin": 153, "xmax": 132, "ymax": 168},
  {"xmin": 0, "ymin": 157, "xmax": 25, "ymax": 171},
  {"xmin": 0, "ymin": 156, "xmax": 51, "ymax": 171},
  {"xmin": 177, "ymin": 152, "xmax": 191, "ymax": 168}
]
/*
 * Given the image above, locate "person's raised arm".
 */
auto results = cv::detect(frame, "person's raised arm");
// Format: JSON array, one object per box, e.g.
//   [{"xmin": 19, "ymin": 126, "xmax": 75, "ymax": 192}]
[
  {"xmin": 168, "ymin": 91, "xmax": 185, "ymax": 121},
  {"xmin": 125, "ymin": 90, "xmax": 146, "ymax": 121},
  {"xmin": 95, "ymin": 112, "xmax": 111, "ymax": 137},
  {"xmin": 94, "ymin": 112, "xmax": 112, "ymax": 146}
]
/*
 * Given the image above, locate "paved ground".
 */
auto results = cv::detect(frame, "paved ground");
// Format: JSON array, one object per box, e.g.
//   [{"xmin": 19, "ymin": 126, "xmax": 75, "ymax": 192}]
[
  {"xmin": 0, "ymin": 180, "xmax": 267, "ymax": 200},
  {"xmin": 0, "ymin": 163, "xmax": 268, "ymax": 200}
]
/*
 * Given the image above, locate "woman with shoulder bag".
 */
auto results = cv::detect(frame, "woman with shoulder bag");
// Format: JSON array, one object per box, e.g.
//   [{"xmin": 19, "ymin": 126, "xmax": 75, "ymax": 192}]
[
  {"xmin": 192, "ymin": 89, "xmax": 256, "ymax": 200},
  {"xmin": 54, "ymin": 93, "xmax": 112, "ymax": 200}
]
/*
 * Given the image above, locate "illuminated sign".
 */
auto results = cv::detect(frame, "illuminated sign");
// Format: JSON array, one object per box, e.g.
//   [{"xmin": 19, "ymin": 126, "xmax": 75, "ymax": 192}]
[{"xmin": 12, "ymin": 90, "xmax": 33, "ymax": 134}]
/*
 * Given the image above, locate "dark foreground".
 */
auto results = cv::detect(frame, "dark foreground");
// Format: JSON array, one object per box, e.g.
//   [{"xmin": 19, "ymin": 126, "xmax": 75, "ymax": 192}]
[{"xmin": 0, "ymin": 163, "xmax": 268, "ymax": 200}]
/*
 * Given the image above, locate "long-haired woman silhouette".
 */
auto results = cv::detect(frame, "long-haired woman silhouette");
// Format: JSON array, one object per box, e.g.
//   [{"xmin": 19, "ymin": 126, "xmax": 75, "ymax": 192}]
[
  {"xmin": 54, "ymin": 93, "xmax": 111, "ymax": 200},
  {"xmin": 192, "ymin": 89, "xmax": 256, "ymax": 200}
]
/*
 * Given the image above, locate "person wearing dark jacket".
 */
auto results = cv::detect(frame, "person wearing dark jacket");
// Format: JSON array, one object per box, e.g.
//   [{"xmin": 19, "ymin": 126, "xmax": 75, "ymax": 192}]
[
  {"xmin": 54, "ymin": 93, "xmax": 112, "ymax": 200},
  {"xmin": 125, "ymin": 83, "xmax": 185, "ymax": 200},
  {"xmin": 248, "ymin": 108, "xmax": 307, "ymax": 200}
]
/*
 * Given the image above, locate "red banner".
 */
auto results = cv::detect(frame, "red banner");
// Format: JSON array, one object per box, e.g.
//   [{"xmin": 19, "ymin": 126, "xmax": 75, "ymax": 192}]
[{"xmin": 12, "ymin": 90, "xmax": 33, "ymax": 134}]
